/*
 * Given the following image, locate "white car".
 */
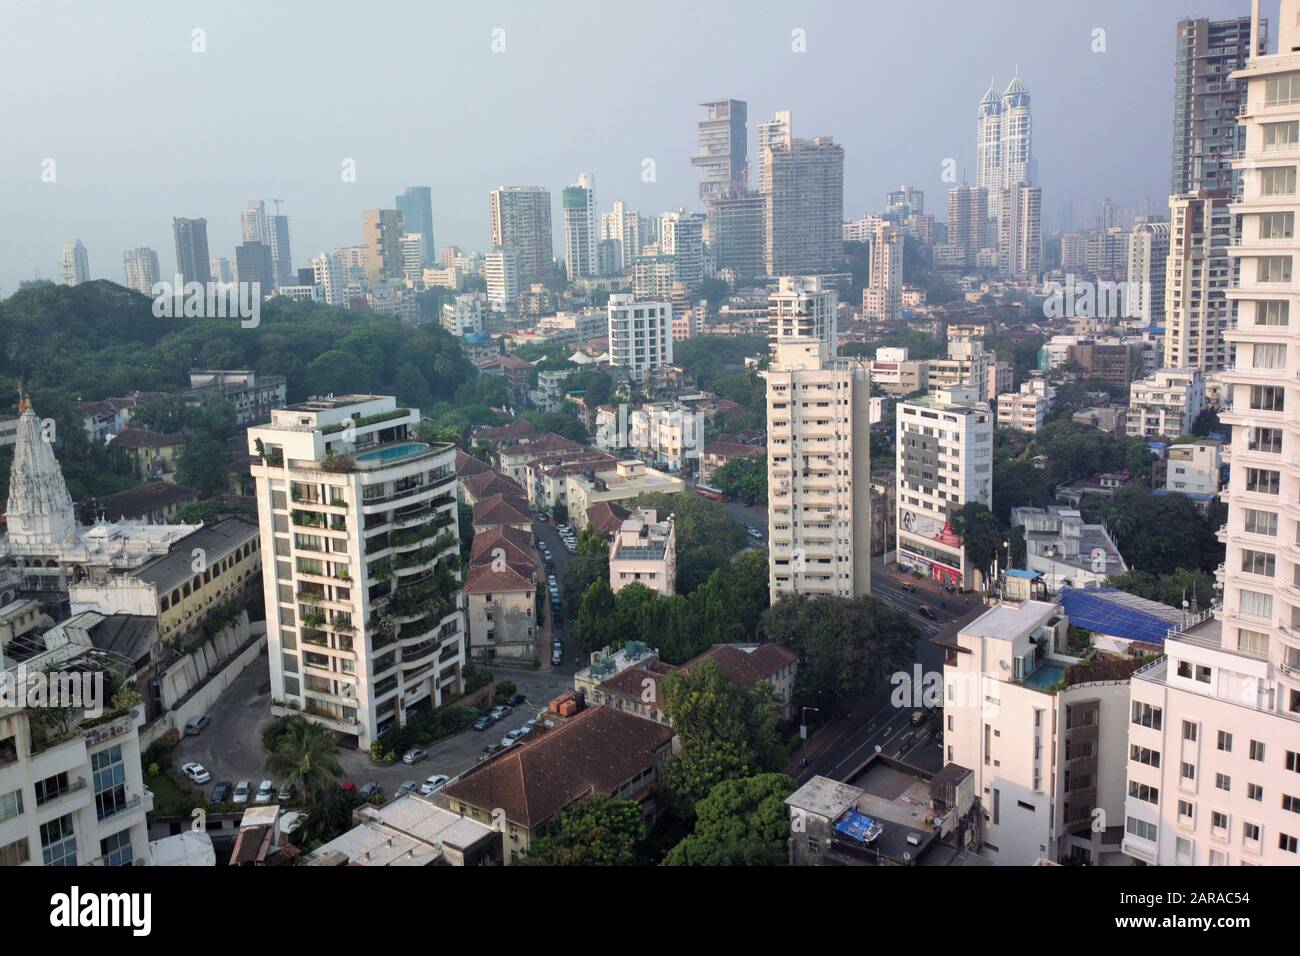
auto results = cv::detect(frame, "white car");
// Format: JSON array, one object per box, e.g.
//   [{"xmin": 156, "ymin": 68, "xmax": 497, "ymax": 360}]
[
  {"xmin": 418, "ymin": 774, "xmax": 450, "ymax": 795},
  {"xmin": 232, "ymin": 779, "xmax": 252, "ymax": 804},
  {"xmin": 500, "ymin": 730, "xmax": 523, "ymax": 748},
  {"xmin": 181, "ymin": 762, "xmax": 211, "ymax": 785},
  {"xmin": 254, "ymin": 779, "xmax": 275, "ymax": 804}
]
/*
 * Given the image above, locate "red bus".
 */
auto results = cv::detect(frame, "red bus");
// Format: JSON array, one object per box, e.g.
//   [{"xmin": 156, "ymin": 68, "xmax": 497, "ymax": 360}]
[{"xmin": 694, "ymin": 483, "xmax": 725, "ymax": 501}]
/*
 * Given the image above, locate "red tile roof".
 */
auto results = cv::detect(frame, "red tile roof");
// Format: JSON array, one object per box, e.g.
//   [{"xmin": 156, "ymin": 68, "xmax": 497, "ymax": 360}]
[
  {"xmin": 585, "ymin": 500, "xmax": 631, "ymax": 536},
  {"xmin": 455, "ymin": 449, "xmax": 492, "ymax": 477},
  {"xmin": 110, "ymin": 428, "xmax": 186, "ymax": 449},
  {"xmin": 703, "ymin": 441, "xmax": 765, "ymax": 460},
  {"xmin": 680, "ymin": 644, "xmax": 798, "ymax": 687},
  {"xmin": 472, "ymin": 493, "xmax": 532, "ymax": 527},
  {"xmin": 498, "ymin": 432, "xmax": 584, "ymax": 457},
  {"xmin": 465, "ymin": 563, "xmax": 535, "ymax": 594},
  {"xmin": 444, "ymin": 706, "xmax": 674, "ymax": 828},
  {"xmin": 461, "ymin": 470, "xmax": 525, "ymax": 502}
]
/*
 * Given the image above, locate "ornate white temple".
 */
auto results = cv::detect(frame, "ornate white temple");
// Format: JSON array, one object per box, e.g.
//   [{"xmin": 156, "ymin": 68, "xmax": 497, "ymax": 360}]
[{"xmin": 1, "ymin": 395, "xmax": 198, "ymax": 592}]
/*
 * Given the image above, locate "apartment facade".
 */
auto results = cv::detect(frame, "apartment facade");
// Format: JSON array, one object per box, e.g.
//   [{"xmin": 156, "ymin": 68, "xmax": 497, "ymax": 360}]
[
  {"xmin": 489, "ymin": 186, "xmax": 554, "ymax": 285},
  {"xmin": 766, "ymin": 338, "xmax": 872, "ymax": 602},
  {"xmin": 121, "ymin": 247, "xmax": 160, "ymax": 296},
  {"xmin": 1164, "ymin": 191, "xmax": 1236, "ymax": 371},
  {"xmin": 768, "ymin": 275, "xmax": 838, "ymax": 353},
  {"xmin": 1123, "ymin": 1, "xmax": 1300, "ymax": 867},
  {"xmin": 763, "ymin": 136, "xmax": 844, "ymax": 276},
  {"xmin": 862, "ymin": 221, "xmax": 902, "ymax": 323},
  {"xmin": 607, "ymin": 294, "xmax": 673, "ymax": 382},
  {"xmin": 896, "ymin": 385, "xmax": 994, "ymax": 589},
  {"xmin": 248, "ymin": 396, "xmax": 466, "ymax": 748},
  {"xmin": 1125, "ymin": 368, "xmax": 1206, "ymax": 440},
  {"xmin": 609, "ymin": 508, "xmax": 677, "ymax": 596}
]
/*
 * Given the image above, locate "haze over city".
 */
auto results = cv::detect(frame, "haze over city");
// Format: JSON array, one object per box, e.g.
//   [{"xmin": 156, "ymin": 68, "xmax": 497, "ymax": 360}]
[{"xmin": 0, "ymin": 0, "xmax": 1246, "ymax": 290}]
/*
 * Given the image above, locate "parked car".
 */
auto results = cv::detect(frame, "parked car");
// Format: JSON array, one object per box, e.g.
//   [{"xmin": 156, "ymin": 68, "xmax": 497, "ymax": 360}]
[
  {"xmin": 359, "ymin": 782, "xmax": 383, "ymax": 800},
  {"xmin": 500, "ymin": 730, "xmax": 523, "ymax": 748},
  {"xmin": 552, "ymin": 641, "xmax": 564, "ymax": 665},
  {"xmin": 254, "ymin": 779, "xmax": 275, "ymax": 804},
  {"xmin": 395, "ymin": 780, "xmax": 419, "ymax": 798},
  {"xmin": 490, "ymin": 704, "xmax": 511, "ymax": 720},
  {"xmin": 181, "ymin": 762, "xmax": 211, "ymax": 785},
  {"xmin": 911, "ymin": 709, "xmax": 928, "ymax": 727},
  {"xmin": 402, "ymin": 747, "xmax": 428, "ymax": 765},
  {"xmin": 479, "ymin": 742, "xmax": 504, "ymax": 763},
  {"xmin": 473, "ymin": 714, "xmax": 495, "ymax": 731},
  {"xmin": 521, "ymin": 719, "xmax": 536, "ymax": 735},
  {"xmin": 276, "ymin": 781, "xmax": 298, "ymax": 802},
  {"xmin": 338, "ymin": 780, "xmax": 357, "ymax": 795},
  {"xmin": 183, "ymin": 714, "xmax": 211, "ymax": 736},
  {"xmin": 537, "ymin": 513, "xmax": 549, "ymax": 523},
  {"xmin": 507, "ymin": 692, "xmax": 526, "ymax": 707},
  {"xmin": 918, "ymin": 606, "xmax": 937, "ymax": 620},
  {"xmin": 745, "ymin": 525, "xmax": 762, "ymax": 540},
  {"xmin": 899, "ymin": 582, "xmax": 917, "ymax": 593},
  {"xmin": 233, "ymin": 779, "xmax": 252, "ymax": 803},
  {"xmin": 210, "ymin": 781, "xmax": 233, "ymax": 803},
  {"xmin": 419, "ymin": 774, "xmax": 450, "ymax": 795}
]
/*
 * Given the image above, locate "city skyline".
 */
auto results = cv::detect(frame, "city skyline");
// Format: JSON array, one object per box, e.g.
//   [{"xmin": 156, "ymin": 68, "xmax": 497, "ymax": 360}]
[{"xmin": 0, "ymin": 0, "xmax": 1248, "ymax": 293}]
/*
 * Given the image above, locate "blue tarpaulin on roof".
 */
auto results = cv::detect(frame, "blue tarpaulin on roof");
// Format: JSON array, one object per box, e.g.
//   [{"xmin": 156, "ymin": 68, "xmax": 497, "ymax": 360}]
[
  {"xmin": 1058, "ymin": 587, "xmax": 1176, "ymax": 645},
  {"xmin": 835, "ymin": 810, "xmax": 882, "ymax": 844}
]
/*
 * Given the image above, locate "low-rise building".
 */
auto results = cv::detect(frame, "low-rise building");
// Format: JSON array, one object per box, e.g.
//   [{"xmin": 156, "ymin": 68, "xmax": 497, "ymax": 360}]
[
  {"xmin": 608, "ymin": 508, "xmax": 676, "ymax": 596},
  {"xmin": 309, "ymin": 794, "xmax": 501, "ymax": 866},
  {"xmin": 184, "ymin": 370, "xmax": 288, "ymax": 426},
  {"xmin": 996, "ymin": 378, "xmax": 1054, "ymax": 433},
  {"xmin": 464, "ymin": 563, "xmax": 537, "ymax": 664},
  {"xmin": 1160, "ymin": 438, "xmax": 1222, "ymax": 502},
  {"xmin": 1072, "ymin": 405, "xmax": 1127, "ymax": 435},
  {"xmin": 1011, "ymin": 506, "xmax": 1127, "ymax": 592},
  {"xmin": 565, "ymin": 461, "xmax": 684, "ymax": 531},
  {"xmin": 443, "ymin": 705, "xmax": 675, "ymax": 864},
  {"xmin": 1126, "ymin": 368, "xmax": 1205, "ymax": 440},
  {"xmin": 868, "ymin": 347, "xmax": 928, "ymax": 397},
  {"xmin": 108, "ymin": 429, "xmax": 187, "ymax": 483}
]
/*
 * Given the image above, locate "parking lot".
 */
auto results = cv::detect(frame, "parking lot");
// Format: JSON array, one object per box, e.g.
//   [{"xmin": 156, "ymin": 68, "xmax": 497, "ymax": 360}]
[{"xmin": 175, "ymin": 645, "xmax": 579, "ymax": 805}]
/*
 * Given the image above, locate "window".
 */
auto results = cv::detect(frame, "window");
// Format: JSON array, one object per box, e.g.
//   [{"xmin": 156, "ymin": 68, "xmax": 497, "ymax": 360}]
[
  {"xmin": 0, "ymin": 838, "xmax": 29, "ymax": 867},
  {"xmin": 1243, "ymin": 511, "xmax": 1279, "ymax": 537},
  {"xmin": 1212, "ymin": 811, "xmax": 1230, "ymax": 832},
  {"xmin": 1285, "ymin": 794, "xmax": 1300, "ymax": 814},
  {"xmin": 1238, "ymin": 629, "xmax": 1270, "ymax": 660},
  {"xmin": 1131, "ymin": 745, "xmax": 1161, "ymax": 768},
  {"xmin": 1249, "ymin": 783, "xmax": 1264, "ymax": 802},
  {"xmin": 1280, "ymin": 833, "xmax": 1299, "ymax": 854},
  {"xmin": 39, "ymin": 814, "xmax": 77, "ymax": 867},
  {"xmin": 1218, "ymin": 731, "xmax": 1234, "ymax": 753},
  {"xmin": 1182, "ymin": 762, "xmax": 1196, "ymax": 782},
  {"xmin": 1260, "ymin": 168, "xmax": 1297, "ymax": 197},
  {"xmin": 1183, "ymin": 721, "xmax": 1199, "ymax": 742},
  {"xmin": 1258, "ymin": 300, "xmax": 1290, "ymax": 326},
  {"xmin": 1247, "ymin": 427, "xmax": 1283, "ymax": 454},
  {"xmin": 0, "ymin": 789, "xmax": 22, "ymax": 823},
  {"xmin": 1254, "ymin": 383, "xmax": 1289, "ymax": 416},
  {"xmin": 1216, "ymin": 773, "xmax": 1232, "ymax": 792},
  {"xmin": 1175, "ymin": 836, "xmax": 1194, "ymax": 864},
  {"xmin": 1253, "ymin": 343, "xmax": 1288, "ymax": 369},
  {"xmin": 1132, "ymin": 702, "xmax": 1162, "ymax": 730},
  {"xmin": 1129, "ymin": 781, "xmax": 1160, "ymax": 805},
  {"xmin": 1126, "ymin": 817, "xmax": 1158, "ymax": 841},
  {"xmin": 99, "ymin": 829, "xmax": 134, "ymax": 867},
  {"xmin": 1264, "ymin": 72, "xmax": 1300, "ymax": 105},
  {"xmin": 1264, "ymin": 122, "xmax": 1300, "ymax": 151},
  {"xmin": 1245, "ymin": 469, "xmax": 1280, "ymax": 495},
  {"xmin": 1178, "ymin": 800, "xmax": 1195, "ymax": 823},
  {"xmin": 1260, "ymin": 210, "xmax": 1297, "ymax": 239},
  {"xmin": 1239, "ymin": 589, "xmax": 1274, "ymax": 619},
  {"xmin": 1251, "ymin": 740, "xmax": 1266, "ymax": 762},
  {"xmin": 92, "ymin": 745, "xmax": 127, "ymax": 821},
  {"xmin": 1288, "ymin": 751, "xmax": 1300, "ymax": 773},
  {"xmin": 1241, "ymin": 549, "xmax": 1277, "ymax": 577}
]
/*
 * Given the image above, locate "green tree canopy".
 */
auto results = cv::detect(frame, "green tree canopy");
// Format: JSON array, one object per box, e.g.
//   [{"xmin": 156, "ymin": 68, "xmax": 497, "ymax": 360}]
[{"xmin": 663, "ymin": 772, "xmax": 795, "ymax": 866}]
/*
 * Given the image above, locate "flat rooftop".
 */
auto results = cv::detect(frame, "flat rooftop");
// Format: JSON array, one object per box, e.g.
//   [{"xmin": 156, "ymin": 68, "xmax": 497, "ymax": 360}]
[{"xmin": 962, "ymin": 600, "xmax": 1058, "ymax": 643}]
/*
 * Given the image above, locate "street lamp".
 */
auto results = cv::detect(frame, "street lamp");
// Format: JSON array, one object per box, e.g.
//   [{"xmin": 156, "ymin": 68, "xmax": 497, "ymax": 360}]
[{"xmin": 800, "ymin": 706, "xmax": 819, "ymax": 742}]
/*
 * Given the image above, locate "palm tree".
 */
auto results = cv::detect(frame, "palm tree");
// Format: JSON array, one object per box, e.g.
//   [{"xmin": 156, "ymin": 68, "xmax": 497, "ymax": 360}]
[{"xmin": 264, "ymin": 715, "xmax": 343, "ymax": 800}]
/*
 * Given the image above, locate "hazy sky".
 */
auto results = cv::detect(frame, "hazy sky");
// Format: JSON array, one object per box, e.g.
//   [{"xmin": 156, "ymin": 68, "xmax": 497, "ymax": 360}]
[{"xmin": 0, "ymin": 0, "xmax": 1253, "ymax": 294}]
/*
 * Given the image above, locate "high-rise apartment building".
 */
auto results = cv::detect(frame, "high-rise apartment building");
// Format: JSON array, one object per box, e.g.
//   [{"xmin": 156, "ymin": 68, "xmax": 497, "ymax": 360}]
[
  {"xmin": 395, "ymin": 186, "xmax": 436, "ymax": 268},
  {"xmin": 997, "ymin": 182, "xmax": 1042, "ymax": 278},
  {"xmin": 267, "ymin": 212, "xmax": 293, "ymax": 289},
  {"xmin": 755, "ymin": 110, "xmax": 792, "ymax": 194},
  {"xmin": 863, "ymin": 221, "xmax": 903, "ymax": 323},
  {"xmin": 59, "ymin": 240, "xmax": 89, "ymax": 286},
  {"xmin": 235, "ymin": 241, "xmax": 274, "ymax": 295},
  {"xmin": 121, "ymin": 246, "xmax": 160, "ymax": 295},
  {"xmin": 1164, "ymin": 191, "xmax": 1235, "ymax": 370},
  {"xmin": 248, "ymin": 395, "xmax": 466, "ymax": 749},
  {"xmin": 885, "ymin": 185, "xmax": 925, "ymax": 219},
  {"xmin": 976, "ymin": 73, "xmax": 1034, "ymax": 192},
  {"xmin": 399, "ymin": 234, "xmax": 426, "ymax": 286},
  {"xmin": 705, "ymin": 191, "xmax": 766, "ymax": 280},
  {"xmin": 1172, "ymin": 15, "xmax": 1261, "ymax": 196},
  {"xmin": 658, "ymin": 210, "xmax": 706, "ymax": 295},
  {"xmin": 484, "ymin": 248, "xmax": 521, "ymax": 313},
  {"xmin": 562, "ymin": 174, "xmax": 597, "ymax": 281},
  {"xmin": 172, "ymin": 217, "xmax": 211, "ymax": 286},
  {"xmin": 768, "ymin": 275, "xmax": 838, "ymax": 352},
  {"xmin": 241, "ymin": 200, "xmax": 267, "ymax": 244},
  {"xmin": 896, "ymin": 385, "xmax": 994, "ymax": 589},
  {"xmin": 600, "ymin": 201, "xmax": 641, "ymax": 273},
  {"xmin": 362, "ymin": 209, "xmax": 405, "ymax": 283},
  {"xmin": 607, "ymin": 294, "xmax": 672, "ymax": 382},
  {"xmin": 1127, "ymin": 221, "xmax": 1171, "ymax": 325},
  {"xmin": 766, "ymin": 338, "xmax": 871, "ymax": 602},
  {"xmin": 310, "ymin": 252, "xmax": 344, "ymax": 306},
  {"xmin": 763, "ymin": 136, "xmax": 844, "ymax": 276},
  {"xmin": 692, "ymin": 98, "xmax": 748, "ymax": 202},
  {"xmin": 1125, "ymin": 3, "xmax": 1300, "ymax": 867},
  {"xmin": 489, "ymin": 186, "xmax": 553, "ymax": 285},
  {"xmin": 947, "ymin": 185, "xmax": 989, "ymax": 262}
]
